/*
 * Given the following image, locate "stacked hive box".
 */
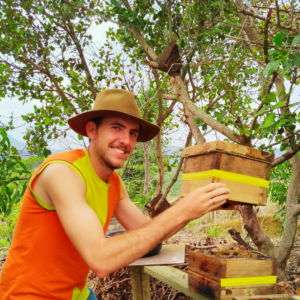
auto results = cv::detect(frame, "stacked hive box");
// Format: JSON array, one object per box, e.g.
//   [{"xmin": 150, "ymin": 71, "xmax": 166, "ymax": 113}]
[
  {"xmin": 180, "ymin": 141, "xmax": 275, "ymax": 206},
  {"xmin": 188, "ymin": 252, "xmax": 277, "ymax": 300}
]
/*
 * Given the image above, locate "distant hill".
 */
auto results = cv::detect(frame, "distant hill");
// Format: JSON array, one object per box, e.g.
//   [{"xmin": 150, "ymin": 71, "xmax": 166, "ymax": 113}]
[
  {"xmin": 7, "ymin": 135, "xmax": 63, "ymax": 156},
  {"xmin": 8, "ymin": 135, "xmax": 27, "ymax": 151}
]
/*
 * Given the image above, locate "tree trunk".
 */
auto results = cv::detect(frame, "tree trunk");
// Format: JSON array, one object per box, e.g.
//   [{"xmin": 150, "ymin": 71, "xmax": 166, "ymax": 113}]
[
  {"xmin": 143, "ymin": 141, "xmax": 150, "ymax": 194},
  {"xmin": 237, "ymin": 205, "xmax": 275, "ymax": 257},
  {"xmin": 275, "ymin": 154, "xmax": 300, "ymax": 280}
]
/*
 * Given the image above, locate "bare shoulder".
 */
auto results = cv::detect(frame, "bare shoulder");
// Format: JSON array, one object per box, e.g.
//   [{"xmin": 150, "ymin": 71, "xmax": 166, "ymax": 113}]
[{"xmin": 33, "ymin": 162, "xmax": 86, "ymax": 207}]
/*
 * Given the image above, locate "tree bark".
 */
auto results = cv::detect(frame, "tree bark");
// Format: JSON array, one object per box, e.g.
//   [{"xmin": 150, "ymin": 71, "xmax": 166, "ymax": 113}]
[
  {"xmin": 184, "ymin": 109, "xmax": 206, "ymax": 144},
  {"xmin": 143, "ymin": 141, "xmax": 150, "ymax": 194},
  {"xmin": 237, "ymin": 205, "xmax": 275, "ymax": 257},
  {"xmin": 169, "ymin": 76, "xmax": 250, "ymax": 145},
  {"xmin": 275, "ymin": 154, "xmax": 300, "ymax": 280}
]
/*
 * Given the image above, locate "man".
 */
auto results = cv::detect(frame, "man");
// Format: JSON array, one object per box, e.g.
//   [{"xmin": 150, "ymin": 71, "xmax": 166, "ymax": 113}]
[{"xmin": 0, "ymin": 89, "xmax": 230, "ymax": 299}]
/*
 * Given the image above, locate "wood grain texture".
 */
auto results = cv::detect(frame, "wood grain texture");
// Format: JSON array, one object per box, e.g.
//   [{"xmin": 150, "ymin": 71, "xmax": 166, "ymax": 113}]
[
  {"xmin": 233, "ymin": 295, "xmax": 300, "ymax": 300},
  {"xmin": 183, "ymin": 153, "xmax": 272, "ymax": 180},
  {"xmin": 188, "ymin": 252, "xmax": 277, "ymax": 278},
  {"xmin": 226, "ymin": 259, "xmax": 277, "ymax": 278},
  {"xmin": 180, "ymin": 177, "xmax": 267, "ymax": 205},
  {"xmin": 144, "ymin": 266, "xmax": 212, "ymax": 300},
  {"xmin": 130, "ymin": 266, "xmax": 151, "ymax": 300},
  {"xmin": 182, "ymin": 141, "xmax": 274, "ymax": 163},
  {"xmin": 188, "ymin": 270, "xmax": 276, "ymax": 300}
]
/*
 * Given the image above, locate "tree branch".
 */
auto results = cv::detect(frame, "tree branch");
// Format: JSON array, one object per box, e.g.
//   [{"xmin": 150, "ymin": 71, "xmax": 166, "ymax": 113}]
[
  {"xmin": 272, "ymin": 144, "xmax": 300, "ymax": 167},
  {"xmin": 170, "ymin": 76, "xmax": 247, "ymax": 145},
  {"xmin": 64, "ymin": 7, "xmax": 97, "ymax": 98},
  {"xmin": 184, "ymin": 109, "xmax": 206, "ymax": 144},
  {"xmin": 21, "ymin": 54, "xmax": 79, "ymax": 115},
  {"xmin": 161, "ymin": 93, "xmax": 177, "ymax": 100},
  {"xmin": 154, "ymin": 132, "xmax": 192, "ymax": 212}
]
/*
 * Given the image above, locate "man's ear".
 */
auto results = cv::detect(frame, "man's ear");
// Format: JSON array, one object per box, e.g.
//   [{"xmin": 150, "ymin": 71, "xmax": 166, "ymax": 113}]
[{"xmin": 86, "ymin": 121, "xmax": 97, "ymax": 140}]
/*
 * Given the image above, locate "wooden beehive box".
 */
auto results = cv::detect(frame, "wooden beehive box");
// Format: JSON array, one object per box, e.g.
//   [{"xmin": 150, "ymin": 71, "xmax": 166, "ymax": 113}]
[
  {"xmin": 188, "ymin": 251, "xmax": 277, "ymax": 300},
  {"xmin": 233, "ymin": 296, "xmax": 300, "ymax": 300},
  {"xmin": 180, "ymin": 141, "xmax": 275, "ymax": 206}
]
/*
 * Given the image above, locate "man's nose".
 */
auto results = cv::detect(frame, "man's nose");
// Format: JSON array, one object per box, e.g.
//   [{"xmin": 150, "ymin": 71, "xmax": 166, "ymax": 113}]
[{"xmin": 119, "ymin": 131, "xmax": 131, "ymax": 145}]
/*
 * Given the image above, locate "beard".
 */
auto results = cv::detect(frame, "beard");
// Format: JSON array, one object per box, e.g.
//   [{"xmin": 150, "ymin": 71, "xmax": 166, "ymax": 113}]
[{"xmin": 94, "ymin": 140, "xmax": 129, "ymax": 171}]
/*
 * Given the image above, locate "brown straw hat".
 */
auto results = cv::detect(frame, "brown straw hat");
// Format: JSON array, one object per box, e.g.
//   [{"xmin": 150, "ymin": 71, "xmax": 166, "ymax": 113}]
[{"xmin": 68, "ymin": 89, "xmax": 160, "ymax": 142}]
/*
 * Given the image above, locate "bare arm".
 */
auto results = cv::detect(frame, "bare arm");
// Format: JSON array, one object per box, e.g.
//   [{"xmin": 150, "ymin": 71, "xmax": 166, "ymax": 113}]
[
  {"xmin": 34, "ymin": 163, "xmax": 230, "ymax": 278},
  {"xmin": 113, "ymin": 180, "xmax": 149, "ymax": 231}
]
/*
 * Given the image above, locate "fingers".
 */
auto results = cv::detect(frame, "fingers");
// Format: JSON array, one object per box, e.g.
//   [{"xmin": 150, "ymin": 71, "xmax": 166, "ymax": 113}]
[
  {"xmin": 201, "ymin": 182, "xmax": 226, "ymax": 193},
  {"xmin": 207, "ymin": 187, "xmax": 230, "ymax": 200}
]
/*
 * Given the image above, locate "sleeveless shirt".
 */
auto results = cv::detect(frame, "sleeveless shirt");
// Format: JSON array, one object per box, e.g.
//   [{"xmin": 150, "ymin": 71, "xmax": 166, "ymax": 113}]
[{"xmin": 0, "ymin": 149, "xmax": 122, "ymax": 300}]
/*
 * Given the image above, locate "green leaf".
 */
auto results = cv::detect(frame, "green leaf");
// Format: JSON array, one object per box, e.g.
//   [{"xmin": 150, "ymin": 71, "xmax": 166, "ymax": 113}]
[
  {"xmin": 273, "ymin": 32, "xmax": 283, "ymax": 47},
  {"xmin": 253, "ymin": 104, "xmax": 271, "ymax": 117},
  {"xmin": 282, "ymin": 59, "xmax": 292, "ymax": 72},
  {"xmin": 42, "ymin": 148, "xmax": 51, "ymax": 157},
  {"xmin": 45, "ymin": 117, "xmax": 51, "ymax": 125},
  {"xmin": 291, "ymin": 32, "xmax": 300, "ymax": 47},
  {"xmin": 78, "ymin": 134, "xmax": 83, "ymax": 140},
  {"xmin": 110, "ymin": 0, "xmax": 119, "ymax": 6},
  {"xmin": 263, "ymin": 60, "xmax": 280, "ymax": 75},
  {"xmin": 262, "ymin": 113, "xmax": 276, "ymax": 128},
  {"xmin": 272, "ymin": 100, "xmax": 287, "ymax": 109},
  {"xmin": 290, "ymin": 52, "xmax": 300, "ymax": 67},
  {"xmin": 180, "ymin": 39, "xmax": 186, "ymax": 48},
  {"xmin": 274, "ymin": 118, "xmax": 286, "ymax": 129}
]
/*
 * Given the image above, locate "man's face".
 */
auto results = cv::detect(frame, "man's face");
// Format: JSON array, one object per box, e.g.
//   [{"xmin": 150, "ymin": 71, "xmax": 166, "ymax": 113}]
[{"xmin": 91, "ymin": 116, "xmax": 139, "ymax": 170}]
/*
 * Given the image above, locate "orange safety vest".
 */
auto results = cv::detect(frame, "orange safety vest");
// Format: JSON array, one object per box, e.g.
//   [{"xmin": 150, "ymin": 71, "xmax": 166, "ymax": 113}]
[{"xmin": 0, "ymin": 149, "xmax": 122, "ymax": 300}]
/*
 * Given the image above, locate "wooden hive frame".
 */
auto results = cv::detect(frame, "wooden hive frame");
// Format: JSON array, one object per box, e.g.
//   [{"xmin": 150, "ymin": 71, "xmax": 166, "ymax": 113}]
[
  {"xmin": 188, "ymin": 252, "xmax": 277, "ymax": 300},
  {"xmin": 180, "ymin": 141, "xmax": 275, "ymax": 206}
]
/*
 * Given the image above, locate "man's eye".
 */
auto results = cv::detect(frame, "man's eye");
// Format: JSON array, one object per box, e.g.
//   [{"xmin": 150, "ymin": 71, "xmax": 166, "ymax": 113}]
[
  {"xmin": 131, "ymin": 132, "xmax": 138, "ymax": 137},
  {"xmin": 112, "ymin": 126, "xmax": 120, "ymax": 130}
]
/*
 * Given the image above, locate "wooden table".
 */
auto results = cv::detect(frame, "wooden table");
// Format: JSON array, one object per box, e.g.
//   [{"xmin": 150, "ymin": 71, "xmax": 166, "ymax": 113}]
[{"xmin": 129, "ymin": 244, "xmax": 214, "ymax": 300}]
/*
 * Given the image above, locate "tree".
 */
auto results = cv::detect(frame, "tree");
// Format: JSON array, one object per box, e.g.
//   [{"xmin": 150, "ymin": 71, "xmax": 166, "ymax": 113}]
[
  {"xmin": 0, "ymin": 128, "xmax": 31, "ymax": 215},
  {"xmin": 76, "ymin": 0, "xmax": 300, "ymax": 279},
  {"xmin": 1, "ymin": 0, "xmax": 300, "ymax": 279}
]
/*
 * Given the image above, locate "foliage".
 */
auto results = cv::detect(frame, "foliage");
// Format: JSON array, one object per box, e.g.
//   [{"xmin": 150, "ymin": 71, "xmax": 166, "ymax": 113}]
[
  {"xmin": 22, "ymin": 155, "xmax": 45, "ymax": 171},
  {"xmin": 118, "ymin": 140, "xmax": 158, "ymax": 208},
  {"xmin": 206, "ymin": 224, "xmax": 222, "ymax": 238},
  {"xmin": 162, "ymin": 171, "xmax": 182, "ymax": 198},
  {"xmin": 268, "ymin": 153, "xmax": 300, "ymax": 234},
  {"xmin": 187, "ymin": 218, "xmax": 201, "ymax": 228},
  {"xmin": 0, "ymin": 202, "xmax": 21, "ymax": 247},
  {"xmin": 0, "ymin": 128, "xmax": 31, "ymax": 216}
]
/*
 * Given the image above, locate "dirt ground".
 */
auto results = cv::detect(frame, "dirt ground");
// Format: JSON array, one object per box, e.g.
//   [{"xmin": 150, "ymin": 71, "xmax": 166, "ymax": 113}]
[{"xmin": 1, "ymin": 212, "xmax": 300, "ymax": 300}]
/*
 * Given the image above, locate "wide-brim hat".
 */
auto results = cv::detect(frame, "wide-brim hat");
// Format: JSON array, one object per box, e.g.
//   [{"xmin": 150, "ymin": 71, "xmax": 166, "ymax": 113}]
[{"xmin": 68, "ymin": 89, "xmax": 160, "ymax": 142}]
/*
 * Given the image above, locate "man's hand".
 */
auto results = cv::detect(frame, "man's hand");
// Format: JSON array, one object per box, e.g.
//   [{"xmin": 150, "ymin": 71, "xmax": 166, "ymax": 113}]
[
  {"xmin": 176, "ymin": 183, "xmax": 231, "ymax": 221},
  {"xmin": 33, "ymin": 165, "xmax": 230, "ymax": 278}
]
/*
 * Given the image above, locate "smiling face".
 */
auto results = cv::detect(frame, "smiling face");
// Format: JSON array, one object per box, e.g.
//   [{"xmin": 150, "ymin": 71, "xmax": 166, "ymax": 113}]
[{"xmin": 87, "ymin": 116, "xmax": 140, "ymax": 173}]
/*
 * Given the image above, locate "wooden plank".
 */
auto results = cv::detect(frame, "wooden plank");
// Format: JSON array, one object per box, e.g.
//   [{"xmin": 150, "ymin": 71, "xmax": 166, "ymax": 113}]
[
  {"xmin": 180, "ymin": 177, "xmax": 267, "ymax": 205},
  {"xmin": 183, "ymin": 153, "xmax": 272, "ymax": 180},
  {"xmin": 219, "ymin": 154, "xmax": 272, "ymax": 180},
  {"xmin": 220, "ymin": 285, "xmax": 276, "ymax": 299},
  {"xmin": 182, "ymin": 141, "xmax": 274, "ymax": 162},
  {"xmin": 226, "ymin": 259, "xmax": 276, "ymax": 278},
  {"xmin": 129, "ymin": 244, "xmax": 185, "ymax": 266},
  {"xmin": 188, "ymin": 270, "xmax": 276, "ymax": 300},
  {"xmin": 189, "ymin": 251, "xmax": 226, "ymax": 280},
  {"xmin": 188, "ymin": 269, "xmax": 221, "ymax": 298},
  {"xmin": 130, "ymin": 266, "xmax": 151, "ymax": 300},
  {"xmin": 183, "ymin": 153, "xmax": 218, "ymax": 174},
  {"xmin": 189, "ymin": 252, "xmax": 276, "ymax": 279},
  {"xmin": 144, "ymin": 266, "xmax": 213, "ymax": 300},
  {"xmin": 233, "ymin": 295, "xmax": 300, "ymax": 300}
]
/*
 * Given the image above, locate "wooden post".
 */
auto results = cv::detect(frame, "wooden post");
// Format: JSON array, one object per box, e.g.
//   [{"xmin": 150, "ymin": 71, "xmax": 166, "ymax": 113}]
[{"xmin": 130, "ymin": 266, "xmax": 151, "ymax": 300}]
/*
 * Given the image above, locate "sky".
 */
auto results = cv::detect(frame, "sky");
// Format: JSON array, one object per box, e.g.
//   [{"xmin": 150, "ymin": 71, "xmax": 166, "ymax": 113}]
[{"xmin": 0, "ymin": 22, "xmax": 118, "ymax": 148}]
